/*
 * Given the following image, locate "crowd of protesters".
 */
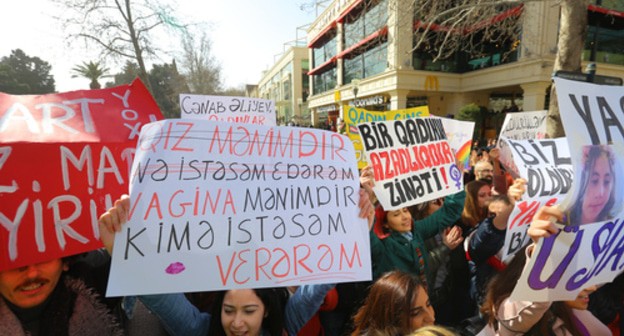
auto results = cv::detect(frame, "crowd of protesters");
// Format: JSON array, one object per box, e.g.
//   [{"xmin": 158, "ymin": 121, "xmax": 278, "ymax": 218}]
[{"xmin": 1, "ymin": 130, "xmax": 619, "ymax": 336}]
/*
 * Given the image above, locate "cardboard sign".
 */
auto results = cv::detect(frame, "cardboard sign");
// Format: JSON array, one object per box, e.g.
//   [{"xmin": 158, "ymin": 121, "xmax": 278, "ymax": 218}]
[
  {"xmin": 500, "ymin": 137, "xmax": 573, "ymax": 260},
  {"xmin": 497, "ymin": 110, "xmax": 548, "ymax": 177},
  {"xmin": 357, "ymin": 117, "xmax": 463, "ymax": 210},
  {"xmin": 107, "ymin": 119, "xmax": 370, "ymax": 296},
  {"xmin": 440, "ymin": 118, "xmax": 475, "ymax": 171},
  {"xmin": 344, "ymin": 106, "xmax": 430, "ymax": 169},
  {"xmin": 0, "ymin": 79, "xmax": 163, "ymax": 271},
  {"xmin": 180, "ymin": 94, "xmax": 276, "ymax": 126},
  {"xmin": 511, "ymin": 78, "xmax": 624, "ymax": 301}
]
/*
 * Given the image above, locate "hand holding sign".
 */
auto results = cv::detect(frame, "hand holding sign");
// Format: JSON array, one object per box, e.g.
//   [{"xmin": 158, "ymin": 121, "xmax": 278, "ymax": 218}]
[
  {"xmin": 527, "ymin": 206, "xmax": 562, "ymax": 245},
  {"xmin": 98, "ymin": 194, "xmax": 130, "ymax": 254},
  {"xmin": 507, "ymin": 178, "xmax": 527, "ymax": 204}
]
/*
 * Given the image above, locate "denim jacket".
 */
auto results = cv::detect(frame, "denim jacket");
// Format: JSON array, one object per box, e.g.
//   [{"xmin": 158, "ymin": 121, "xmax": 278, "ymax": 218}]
[{"xmin": 127, "ymin": 283, "xmax": 335, "ymax": 336}]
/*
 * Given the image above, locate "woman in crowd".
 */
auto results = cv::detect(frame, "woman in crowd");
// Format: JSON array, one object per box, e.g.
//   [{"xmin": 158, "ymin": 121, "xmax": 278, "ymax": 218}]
[
  {"xmin": 568, "ymin": 145, "xmax": 617, "ymax": 225},
  {"xmin": 466, "ymin": 179, "xmax": 526, "ymax": 305},
  {"xmin": 480, "ymin": 205, "xmax": 611, "ymax": 335},
  {"xmin": 411, "ymin": 199, "xmax": 471, "ymax": 327},
  {"xmin": 460, "ymin": 180, "xmax": 492, "ymax": 231},
  {"xmin": 207, "ymin": 288, "xmax": 288, "ymax": 336},
  {"xmin": 351, "ymin": 270, "xmax": 435, "ymax": 335},
  {"xmin": 359, "ymin": 165, "xmax": 466, "ymax": 285},
  {"xmin": 98, "ymin": 190, "xmax": 375, "ymax": 336}
]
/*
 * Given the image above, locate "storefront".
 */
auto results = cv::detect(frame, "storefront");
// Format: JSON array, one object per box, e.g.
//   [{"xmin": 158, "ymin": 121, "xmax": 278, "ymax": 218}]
[{"xmin": 349, "ymin": 94, "xmax": 389, "ymax": 111}]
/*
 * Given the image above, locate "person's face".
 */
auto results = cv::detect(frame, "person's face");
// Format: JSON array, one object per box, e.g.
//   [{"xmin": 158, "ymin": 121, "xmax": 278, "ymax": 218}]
[
  {"xmin": 477, "ymin": 185, "xmax": 493, "ymax": 208},
  {"xmin": 564, "ymin": 285, "xmax": 597, "ymax": 310},
  {"xmin": 221, "ymin": 289, "xmax": 266, "ymax": 336},
  {"xmin": 409, "ymin": 286, "xmax": 435, "ymax": 330},
  {"xmin": 0, "ymin": 259, "xmax": 66, "ymax": 309},
  {"xmin": 385, "ymin": 208, "xmax": 412, "ymax": 233},
  {"xmin": 581, "ymin": 153, "xmax": 613, "ymax": 224},
  {"xmin": 475, "ymin": 163, "xmax": 494, "ymax": 182}
]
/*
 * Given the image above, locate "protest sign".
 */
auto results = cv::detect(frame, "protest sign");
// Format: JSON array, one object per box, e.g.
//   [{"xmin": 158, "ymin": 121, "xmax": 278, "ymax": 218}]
[
  {"xmin": 440, "ymin": 118, "xmax": 475, "ymax": 171},
  {"xmin": 344, "ymin": 105, "xmax": 430, "ymax": 169},
  {"xmin": 107, "ymin": 119, "xmax": 370, "ymax": 296},
  {"xmin": 0, "ymin": 79, "xmax": 163, "ymax": 271},
  {"xmin": 497, "ymin": 110, "xmax": 548, "ymax": 177},
  {"xmin": 510, "ymin": 214, "xmax": 624, "ymax": 302},
  {"xmin": 180, "ymin": 94, "xmax": 276, "ymax": 126},
  {"xmin": 511, "ymin": 78, "xmax": 624, "ymax": 301},
  {"xmin": 500, "ymin": 137, "xmax": 572, "ymax": 260},
  {"xmin": 357, "ymin": 117, "xmax": 462, "ymax": 210}
]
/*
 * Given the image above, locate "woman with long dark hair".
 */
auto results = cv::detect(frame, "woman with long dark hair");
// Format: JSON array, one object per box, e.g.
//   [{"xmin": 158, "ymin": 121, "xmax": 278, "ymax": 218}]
[{"xmin": 351, "ymin": 270, "xmax": 435, "ymax": 335}]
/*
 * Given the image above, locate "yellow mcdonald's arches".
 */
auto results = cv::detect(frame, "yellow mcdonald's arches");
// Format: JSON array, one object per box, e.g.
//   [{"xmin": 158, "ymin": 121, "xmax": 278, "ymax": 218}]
[
  {"xmin": 424, "ymin": 75, "xmax": 439, "ymax": 91},
  {"xmin": 334, "ymin": 90, "xmax": 341, "ymax": 102}
]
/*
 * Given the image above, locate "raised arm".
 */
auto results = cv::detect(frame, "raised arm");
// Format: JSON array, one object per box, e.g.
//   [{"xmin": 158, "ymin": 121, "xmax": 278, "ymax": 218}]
[
  {"xmin": 414, "ymin": 189, "xmax": 466, "ymax": 239},
  {"xmin": 98, "ymin": 196, "xmax": 211, "ymax": 336},
  {"xmin": 284, "ymin": 283, "xmax": 336, "ymax": 335}
]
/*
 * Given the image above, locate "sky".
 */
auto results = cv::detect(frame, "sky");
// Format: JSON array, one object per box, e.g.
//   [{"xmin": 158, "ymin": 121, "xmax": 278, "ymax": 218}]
[{"xmin": 1, "ymin": 0, "xmax": 319, "ymax": 92}]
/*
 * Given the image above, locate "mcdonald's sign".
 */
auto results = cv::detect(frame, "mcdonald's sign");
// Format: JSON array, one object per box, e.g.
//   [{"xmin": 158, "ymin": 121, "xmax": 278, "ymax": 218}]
[{"xmin": 424, "ymin": 75, "xmax": 439, "ymax": 91}]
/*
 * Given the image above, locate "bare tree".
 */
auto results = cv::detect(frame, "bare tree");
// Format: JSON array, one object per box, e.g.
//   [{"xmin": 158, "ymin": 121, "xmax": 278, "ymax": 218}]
[
  {"xmin": 409, "ymin": 0, "xmax": 524, "ymax": 62},
  {"xmin": 408, "ymin": 0, "xmax": 589, "ymax": 137},
  {"xmin": 303, "ymin": 0, "xmax": 589, "ymax": 136},
  {"xmin": 180, "ymin": 32, "xmax": 223, "ymax": 94},
  {"xmin": 57, "ymin": 0, "xmax": 189, "ymax": 91},
  {"xmin": 546, "ymin": 0, "xmax": 589, "ymax": 138}
]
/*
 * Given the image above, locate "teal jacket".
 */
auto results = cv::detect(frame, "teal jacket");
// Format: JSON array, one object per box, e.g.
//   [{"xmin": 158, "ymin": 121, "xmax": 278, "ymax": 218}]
[{"xmin": 370, "ymin": 190, "xmax": 466, "ymax": 286}]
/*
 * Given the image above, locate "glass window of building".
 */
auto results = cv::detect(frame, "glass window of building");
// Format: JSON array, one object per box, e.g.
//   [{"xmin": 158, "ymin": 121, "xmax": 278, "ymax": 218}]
[
  {"xmin": 301, "ymin": 60, "xmax": 310, "ymax": 101},
  {"xmin": 313, "ymin": 66, "xmax": 337, "ymax": 94},
  {"xmin": 344, "ymin": 0, "xmax": 388, "ymax": 49},
  {"xmin": 412, "ymin": 3, "xmax": 521, "ymax": 73},
  {"xmin": 312, "ymin": 31, "xmax": 337, "ymax": 68},
  {"xmin": 584, "ymin": 4, "xmax": 624, "ymax": 65}
]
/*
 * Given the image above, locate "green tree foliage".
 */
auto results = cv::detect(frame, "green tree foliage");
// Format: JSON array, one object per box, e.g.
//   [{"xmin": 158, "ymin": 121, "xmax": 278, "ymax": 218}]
[
  {"xmin": 106, "ymin": 60, "xmax": 189, "ymax": 118},
  {"xmin": 105, "ymin": 61, "xmax": 141, "ymax": 87},
  {"xmin": 71, "ymin": 61, "xmax": 111, "ymax": 89},
  {"xmin": 457, "ymin": 103, "xmax": 487, "ymax": 141},
  {"xmin": 149, "ymin": 60, "xmax": 189, "ymax": 118},
  {"xmin": 0, "ymin": 49, "xmax": 55, "ymax": 94}
]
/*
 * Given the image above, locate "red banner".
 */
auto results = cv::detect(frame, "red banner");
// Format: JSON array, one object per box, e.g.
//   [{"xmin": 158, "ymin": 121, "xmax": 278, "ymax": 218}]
[{"xmin": 0, "ymin": 78, "xmax": 163, "ymax": 271}]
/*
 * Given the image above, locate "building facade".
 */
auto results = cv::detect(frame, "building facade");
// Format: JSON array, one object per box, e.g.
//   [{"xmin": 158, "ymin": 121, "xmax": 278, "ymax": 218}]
[
  {"xmin": 257, "ymin": 46, "xmax": 311, "ymax": 126},
  {"xmin": 305, "ymin": 0, "xmax": 624, "ymax": 135}
]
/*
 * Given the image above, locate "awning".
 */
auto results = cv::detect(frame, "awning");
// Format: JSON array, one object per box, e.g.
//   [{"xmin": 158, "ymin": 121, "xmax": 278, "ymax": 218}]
[
  {"xmin": 336, "ymin": 26, "xmax": 388, "ymax": 59},
  {"xmin": 336, "ymin": 0, "xmax": 365, "ymax": 23},
  {"xmin": 308, "ymin": 21, "xmax": 337, "ymax": 48},
  {"xmin": 307, "ymin": 56, "xmax": 338, "ymax": 76}
]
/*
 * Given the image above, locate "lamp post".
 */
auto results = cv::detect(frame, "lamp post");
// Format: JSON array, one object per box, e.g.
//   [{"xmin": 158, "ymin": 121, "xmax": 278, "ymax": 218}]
[{"xmin": 351, "ymin": 78, "xmax": 361, "ymax": 102}]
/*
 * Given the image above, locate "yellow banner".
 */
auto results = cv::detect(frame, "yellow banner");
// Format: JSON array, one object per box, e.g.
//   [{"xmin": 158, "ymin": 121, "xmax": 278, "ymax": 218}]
[{"xmin": 343, "ymin": 105, "xmax": 430, "ymax": 169}]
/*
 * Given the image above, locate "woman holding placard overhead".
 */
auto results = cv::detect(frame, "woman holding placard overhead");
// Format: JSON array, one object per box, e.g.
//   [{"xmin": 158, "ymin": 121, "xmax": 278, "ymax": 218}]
[
  {"xmin": 98, "ymin": 191, "xmax": 376, "ymax": 336},
  {"xmin": 359, "ymin": 165, "xmax": 466, "ymax": 288}
]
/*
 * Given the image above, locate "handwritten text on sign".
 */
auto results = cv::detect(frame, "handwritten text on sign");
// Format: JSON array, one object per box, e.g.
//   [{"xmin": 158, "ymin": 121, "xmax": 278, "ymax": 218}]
[
  {"xmin": 344, "ymin": 106, "xmax": 430, "ymax": 169},
  {"xmin": 497, "ymin": 110, "xmax": 548, "ymax": 177},
  {"xmin": 0, "ymin": 79, "xmax": 162, "ymax": 271},
  {"xmin": 511, "ymin": 217, "xmax": 624, "ymax": 302},
  {"xmin": 501, "ymin": 137, "xmax": 572, "ymax": 260},
  {"xmin": 107, "ymin": 120, "xmax": 371, "ymax": 296},
  {"xmin": 357, "ymin": 117, "xmax": 462, "ymax": 210},
  {"xmin": 180, "ymin": 94, "xmax": 276, "ymax": 126}
]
